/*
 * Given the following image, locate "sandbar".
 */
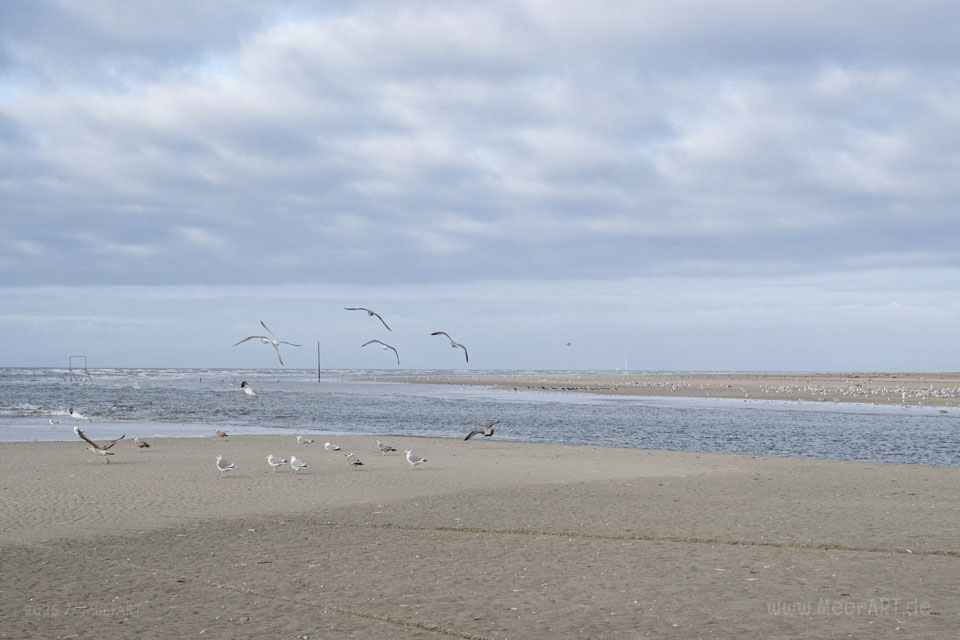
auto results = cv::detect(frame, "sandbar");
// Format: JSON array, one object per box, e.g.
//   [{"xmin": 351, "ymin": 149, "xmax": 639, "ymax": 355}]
[
  {"xmin": 2, "ymin": 433, "xmax": 958, "ymax": 638},
  {"xmin": 383, "ymin": 371, "xmax": 960, "ymax": 407}
]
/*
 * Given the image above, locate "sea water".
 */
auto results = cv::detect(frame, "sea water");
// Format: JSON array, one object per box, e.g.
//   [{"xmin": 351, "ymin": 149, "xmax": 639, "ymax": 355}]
[{"xmin": 1, "ymin": 367, "xmax": 957, "ymax": 466}]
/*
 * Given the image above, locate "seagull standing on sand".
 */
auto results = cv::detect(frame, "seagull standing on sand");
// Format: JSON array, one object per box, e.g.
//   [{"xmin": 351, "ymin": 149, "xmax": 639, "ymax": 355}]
[
  {"xmin": 74, "ymin": 426, "xmax": 125, "ymax": 462},
  {"xmin": 215, "ymin": 429, "xmax": 229, "ymax": 438},
  {"xmin": 361, "ymin": 340, "xmax": 400, "ymax": 366},
  {"xmin": 266, "ymin": 454, "xmax": 288, "ymax": 472},
  {"xmin": 430, "ymin": 332, "xmax": 469, "ymax": 363},
  {"xmin": 345, "ymin": 453, "xmax": 364, "ymax": 468},
  {"xmin": 405, "ymin": 449, "xmax": 427, "ymax": 469},
  {"xmin": 465, "ymin": 420, "xmax": 500, "ymax": 440},
  {"xmin": 290, "ymin": 456, "xmax": 308, "ymax": 473},
  {"xmin": 134, "ymin": 437, "xmax": 150, "ymax": 449},
  {"xmin": 69, "ymin": 408, "xmax": 91, "ymax": 421},
  {"xmin": 233, "ymin": 321, "xmax": 302, "ymax": 366},
  {"xmin": 325, "ymin": 442, "xmax": 341, "ymax": 451},
  {"xmin": 377, "ymin": 440, "xmax": 397, "ymax": 455},
  {"xmin": 344, "ymin": 307, "xmax": 392, "ymax": 331},
  {"xmin": 215, "ymin": 455, "xmax": 236, "ymax": 476},
  {"xmin": 297, "ymin": 435, "xmax": 315, "ymax": 445},
  {"xmin": 241, "ymin": 380, "xmax": 263, "ymax": 405}
]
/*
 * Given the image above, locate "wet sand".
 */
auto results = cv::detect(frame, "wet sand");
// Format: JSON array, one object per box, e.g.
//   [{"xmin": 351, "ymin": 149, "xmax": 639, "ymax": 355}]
[
  {"xmin": 1, "ymin": 433, "xmax": 958, "ymax": 638},
  {"xmin": 384, "ymin": 372, "xmax": 960, "ymax": 407}
]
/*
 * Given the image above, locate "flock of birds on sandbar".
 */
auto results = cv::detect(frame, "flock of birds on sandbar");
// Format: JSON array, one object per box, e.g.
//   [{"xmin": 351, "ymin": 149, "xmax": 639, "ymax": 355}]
[
  {"xmin": 210, "ymin": 435, "xmax": 431, "ymax": 477},
  {"xmin": 71, "ymin": 416, "xmax": 494, "ymax": 474},
  {"xmin": 209, "ymin": 435, "xmax": 435, "ymax": 475}
]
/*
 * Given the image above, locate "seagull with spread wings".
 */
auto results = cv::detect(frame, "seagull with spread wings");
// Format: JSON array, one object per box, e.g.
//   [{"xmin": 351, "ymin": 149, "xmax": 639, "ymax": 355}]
[
  {"xmin": 430, "ymin": 331, "xmax": 469, "ymax": 363},
  {"xmin": 465, "ymin": 420, "xmax": 500, "ymax": 440},
  {"xmin": 361, "ymin": 339, "xmax": 400, "ymax": 366},
  {"xmin": 241, "ymin": 380, "xmax": 263, "ymax": 405},
  {"xmin": 74, "ymin": 426, "xmax": 125, "ymax": 463},
  {"xmin": 344, "ymin": 307, "xmax": 392, "ymax": 331},
  {"xmin": 69, "ymin": 408, "xmax": 92, "ymax": 421},
  {"xmin": 233, "ymin": 321, "xmax": 302, "ymax": 366}
]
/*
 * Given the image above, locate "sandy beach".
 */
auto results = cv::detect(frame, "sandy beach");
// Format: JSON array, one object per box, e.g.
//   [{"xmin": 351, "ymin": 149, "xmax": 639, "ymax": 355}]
[
  {"xmin": 2, "ymin": 431, "xmax": 958, "ymax": 638},
  {"xmin": 385, "ymin": 372, "xmax": 960, "ymax": 407}
]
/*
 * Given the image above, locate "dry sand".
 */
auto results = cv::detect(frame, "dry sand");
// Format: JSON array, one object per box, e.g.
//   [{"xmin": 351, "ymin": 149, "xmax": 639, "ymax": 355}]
[
  {"xmin": 384, "ymin": 372, "xmax": 960, "ymax": 407},
  {"xmin": 2, "ymin": 431, "xmax": 958, "ymax": 639}
]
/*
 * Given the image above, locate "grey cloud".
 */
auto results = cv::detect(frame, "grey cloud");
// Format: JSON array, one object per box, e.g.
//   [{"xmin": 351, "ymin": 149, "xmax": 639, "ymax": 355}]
[{"xmin": 3, "ymin": 1, "xmax": 960, "ymax": 292}]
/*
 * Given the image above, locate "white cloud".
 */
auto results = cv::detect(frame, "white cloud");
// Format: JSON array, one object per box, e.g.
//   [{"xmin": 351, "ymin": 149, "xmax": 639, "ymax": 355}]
[{"xmin": 176, "ymin": 226, "xmax": 226, "ymax": 249}]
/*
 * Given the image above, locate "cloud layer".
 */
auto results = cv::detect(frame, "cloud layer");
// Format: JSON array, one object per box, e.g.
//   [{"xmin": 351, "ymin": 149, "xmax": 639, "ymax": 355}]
[{"xmin": 2, "ymin": 2, "xmax": 959, "ymax": 368}]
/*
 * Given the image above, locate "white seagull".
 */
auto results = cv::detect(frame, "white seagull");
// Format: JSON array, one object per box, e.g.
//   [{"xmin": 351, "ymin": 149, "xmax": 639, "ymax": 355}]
[
  {"xmin": 430, "ymin": 331, "xmax": 469, "ymax": 363},
  {"xmin": 344, "ymin": 307, "xmax": 392, "ymax": 331},
  {"xmin": 266, "ymin": 454, "xmax": 288, "ymax": 472},
  {"xmin": 290, "ymin": 456, "xmax": 308, "ymax": 473},
  {"xmin": 324, "ymin": 442, "xmax": 341, "ymax": 451},
  {"xmin": 377, "ymin": 439, "xmax": 397, "ymax": 455},
  {"xmin": 345, "ymin": 453, "xmax": 364, "ymax": 468},
  {"xmin": 361, "ymin": 340, "xmax": 400, "ymax": 366},
  {"xmin": 233, "ymin": 321, "xmax": 302, "ymax": 366},
  {"xmin": 74, "ymin": 426, "xmax": 125, "ymax": 463},
  {"xmin": 69, "ymin": 408, "xmax": 92, "ymax": 421},
  {"xmin": 465, "ymin": 420, "xmax": 500, "ymax": 440},
  {"xmin": 215, "ymin": 455, "xmax": 236, "ymax": 476},
  {"xmin": 296, "ymin": 435, "xmax": 315, "ymax": 445},
  {"xmin": 405, "ymin": 449, "xmax": 427, "ymax": 469},
  {"xmin": 240, "ymin": 380, "xmax": 263, "ymax": 405},
  {"xmin": 134, "ymin": 437, "xmax": 150, "ymax": 449},
  {"xmin": 49, "ymin": 419, "xmax": 60, "ymax": 425}
]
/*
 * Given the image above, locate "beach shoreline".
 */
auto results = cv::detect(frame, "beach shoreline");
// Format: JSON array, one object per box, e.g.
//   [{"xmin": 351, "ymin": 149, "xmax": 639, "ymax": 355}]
[
  {"xmin": 378, "ymin": 371, "xmax": 960, "ymax": 407},
  {"xmin": 2, "ymin": 434, "xmax": 958, "ymax": 638}
]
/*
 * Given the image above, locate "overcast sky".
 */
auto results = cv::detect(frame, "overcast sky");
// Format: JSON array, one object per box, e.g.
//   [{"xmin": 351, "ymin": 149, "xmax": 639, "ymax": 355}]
[{"xmin": 2, "ymin": 1, "xmax": 959, "ymax": 370}]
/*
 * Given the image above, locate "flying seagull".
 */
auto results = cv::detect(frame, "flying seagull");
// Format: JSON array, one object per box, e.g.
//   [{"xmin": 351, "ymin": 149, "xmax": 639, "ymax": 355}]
[
  {"xmin": 215, "ymin": 455, "xmax": 236, "ymax": 476},
  {"xmin": 344, "ymin": 307, "xmax": 392, "ymax": 331},
  {"xmin": 240, "ymin": 380, "xmax": 263, "ymax": 405},
  {"xmin": 465, "ymin": 420, "xmax": 500, "ymax": 440},
  {"xmin": 233, "ymin": 321, "xmax": 302, "ymax": 366},
  {"xmin": 377, "ymin": 439, "xmax": 397, "ymax": 455},
  {"xmin": 361, "ymin": 339, "xmax": 400, "ymax": 366},
  {"xmin": 290, "ymin": 456, "xmax": 308, "ymax": 473},
  {"xmin": 133, "ymin": 437, "xmax": 150, "ymax": 449},
  {"xmin": 266, "ymin": 454, "xmax": 288, "ymax": 472},
  {"xmin": 74, "ymin": 426, "xmax": 125, "ymax": 463},
  {"xmin": 405, "ymin": 449, "xmax": 427, "ymax": 469},
  {"xmin": 324, "ymin": 442, "xmax": 341, "ymax": 451},
  {"xmin": 69, "ymin": 408, "xmax": 92, "ymax": 421},
  {"xmin": 430, "ymin": 331, "xmax": 469, "ymax": 363}
]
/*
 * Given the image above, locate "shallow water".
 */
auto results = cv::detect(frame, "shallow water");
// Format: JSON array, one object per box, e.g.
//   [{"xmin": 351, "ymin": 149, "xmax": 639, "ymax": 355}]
[{"xmin": 1, "ymin": 367, "xmax": 958, "ymax": 466}]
